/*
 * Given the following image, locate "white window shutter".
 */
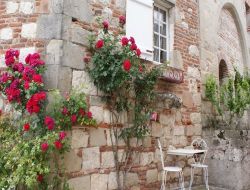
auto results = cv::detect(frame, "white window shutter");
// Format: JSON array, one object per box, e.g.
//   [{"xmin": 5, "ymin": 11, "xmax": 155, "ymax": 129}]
[{"xmin": 126, "ymin": 0, "xmax": 153, "ymax": 61}]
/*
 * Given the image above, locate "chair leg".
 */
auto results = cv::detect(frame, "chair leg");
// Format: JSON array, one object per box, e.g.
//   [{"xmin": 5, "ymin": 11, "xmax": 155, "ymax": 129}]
[
  {"xmin": 189, "ymin": 167, "xmax": 194, "ymax": 190},
  {"xmin": 161, "ymin": 171, "xmax": 167, "ymax": 190},
  {"xmin": 204, "ymin": 168, "xmax": 209, "ymax": 190},
  {"xmin": 179, "ymin": 171, "xmax": 185, "ymax": 190}
]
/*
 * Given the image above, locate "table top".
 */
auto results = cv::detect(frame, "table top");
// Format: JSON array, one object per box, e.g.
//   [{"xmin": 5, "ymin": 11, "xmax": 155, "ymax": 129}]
[{"xmin": 167, "ymin": 148, "xmax": 207, "ymax": 156}]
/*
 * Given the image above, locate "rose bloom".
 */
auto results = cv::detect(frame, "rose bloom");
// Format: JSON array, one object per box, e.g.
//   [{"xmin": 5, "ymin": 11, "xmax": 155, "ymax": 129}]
[
  {"xmin": 102, "ymin": 20, "xmax": 109, "ymax": 30},
  {"xmin": 62, "ymin": 107, "xmax": 69, "ymax": 115},
  {"xmin": 130, "ymin": 43, "xmax": 137, "ymax": 51},
  {"xmin": 119, "ymin": 15, "xmax": 126, "ymax": 25},
  {"xmin": 95, "ymin": 39, "xmax": 104, "ymax": 49},
  {"xmin": 87, "ymin": 111, "xmax": 92, "ymax": 118},
  {"xmin": 59, "ymin": 131, "xmax": 67, "ymax": 140},
  {"xmin": 136, "ymin": 48, "xmax": 141, "ymax": 57},
  {"xmin": 37, "ymin": 174, "xmax": 43, "ymax": 182},
  {"xmin": 54, "ymin": 140, "xmax": 62, "ymax": 150},
  {"xmin": 79, "ymin": 108, "xmax": 85, "ymax": 116},
  {"xmin": 13, "ymin": 63, "xmax": 24, "ymax": 73},
  {"xmin": 24, "ymin": 81, "xmax": 30, "ymax": 90},
  {"xmin": 5, "ymin": 57, "xmax": 15, "ymax": 67},
  {"xmin": 123, "ymin": 59, "xmax": 131, "ymax": 71},
  {"xmin": 121, "ymin": 37, "xmax": 129, "ymax": 46},
  {"xmin": 32, "ymin": 74, "xmax": 43, "ymax": 84},
  {"xmin": 5, "ymin": 49, "xmax": 19, "ymax": 59},
  {"xmin": 23, "ymin": 123, "xmax": 30, "ymax": 131},
  {"xmin": 41, "ymin": 142, "xmax": 49, "ymax": 152},
  {"xmin": 129, "ymin": 37, "xmax": 135, "ymax": 44},
  {"xmin": 44, "ymin": 116, "xmax": 55, "ymax": 130},
  {"xmin": 71, "ymin": 114, "xmax": 77, "ymax": 124}
]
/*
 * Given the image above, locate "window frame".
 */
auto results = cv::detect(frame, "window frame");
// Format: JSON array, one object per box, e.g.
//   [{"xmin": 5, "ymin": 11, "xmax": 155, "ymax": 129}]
[{"xmin": 153, "ymin": 3, "xmax": 170, "ymax": 64}]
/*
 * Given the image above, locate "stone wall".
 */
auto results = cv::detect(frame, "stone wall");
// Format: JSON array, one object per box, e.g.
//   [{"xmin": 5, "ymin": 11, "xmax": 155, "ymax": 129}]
[{"xmin": 200, "ymin": 0, "xmax": 250, "ymax": 189}]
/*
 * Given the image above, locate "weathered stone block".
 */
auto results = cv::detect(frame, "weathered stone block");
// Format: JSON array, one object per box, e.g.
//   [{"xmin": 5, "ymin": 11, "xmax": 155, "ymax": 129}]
[
  {"xmin": 146, "ymin": 169, "xmax": 158, "ymax": 184},
  {"xmin": 159, "ymin": 114, "xmax": 175, "ymax": 127},
  {"xmin": 71, "ymin": 129, "xmax": 89, "ymax": 149},
  {"xmin": 62, "ymin": 42, "xmax": 85, "ymax": 69},
  {"xmin": 6, "ymin": 1, "xmax": 19, "ymax": 14},
  {"xmin": 89, "ymin": 127, "xmax": 106, "ymax": 146},
  {"xmin": 126, "ymin": 173, "xmax": 139, "ymax": 187},
  {"xmin": 173, "ymin": 126, "xmax": 185, "ymax": 136},
  {"xmin": 187, "ymin": 66, "xmax": 200, "ymax": 79},
  {"xmin": 43, "ymin": 64, "xmax": 59, "ymax": 89},
  {"xmin": 142, "ymin": 137, "xmax": 152, "ymax": 148},
  {"xmin": 116, "ymin": 0, "xmax": 126, "ymax": 10},
  {"xmin": 188, "ymin": 45, "xmax": 199, "ymax": 57},
  {"xmin": 89, "ymin": 106, "xmax": 104, "ymax": 124},
  {"xmin": 37, "ymin": 14, "xmax": 62, "ymax": 39},
  {"xmin": 58, "ymin": 66, "xmax": 72, "ymax": 92},
  {"xmin": 72, "ymin": 70, "xmax": 97, "ymax": 95},
  {"xmin": 90, "ymin": 96, "xmax": 105, "ymax": 107},
  {"xmin": 101, "ymin": 151, "xmax": 115, "ymax": 168},
  {"xmin": 70, "ymin": 24, "xmax": 91, "ymax": 46},
  {"xmin": 68, "ymin": 175, "xmax": 91, "ymax": 190},
  {"xmin": 46, "ymin": 39, "xmax": 63, "ymax": 65},
  {"xmin": 0, "ymin": 28, "xmax": 13, "ymax": 40},
  {"xmin": 108, "ymin": 172, "xmax": 120, "ymax": 190},
  {"xmin": 190, "ymin": 113, "xmax": 201, "ymax": 124},
  {"xmin": 186, "ymin": 124, "xmax": 202, "ymax": 136},
  {"xmin": 63, "ymin": 149, "xmax": 82, "ymax": 172},
  {"xmin": 19, "ymin": 1, "xmax": 34, "ymax": 14},
  {"xmin": 49, "ymin": 0, "xmax": 63, "ymax": 13},
  {"xmin": 139, "ymin": 152, "xmax": 155, "ymax": 166},
  {"xmin": 82, "ymin": 147, "xmax": 100, "ymax": 170},
  {"xmin": 91, "ymin": 174, "xmax": 108, "ymax": 190},
  {"xmin": 21, "ymin": 23, "xmax": 37, "ymax": 38},
  {"xmin": 151, "ymin": 122, "xmax": 163, "ymax": 137},
  {"xmin": 64, "ymin": 0, "xmax": 93, "ymax": 22},
  {"xmin": 171, "ymin": 50, "xmax": 183, "ymax": 70}
]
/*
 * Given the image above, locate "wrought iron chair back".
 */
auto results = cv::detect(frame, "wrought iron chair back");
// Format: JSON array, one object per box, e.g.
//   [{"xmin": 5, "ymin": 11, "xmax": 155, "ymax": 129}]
[
  {"xmin": 191, "ymin": 138, "xmax": 208, "ymax": 165},
  {"xmin": 157, "ymin": 139, "xmax": 165, "ymax": 169}
]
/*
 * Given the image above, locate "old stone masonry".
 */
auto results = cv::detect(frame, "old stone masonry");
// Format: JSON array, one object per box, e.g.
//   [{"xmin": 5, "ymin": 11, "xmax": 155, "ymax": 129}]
[{"xmin": 1, "ymin": 0, "xmax": 250, "ymax": 189}]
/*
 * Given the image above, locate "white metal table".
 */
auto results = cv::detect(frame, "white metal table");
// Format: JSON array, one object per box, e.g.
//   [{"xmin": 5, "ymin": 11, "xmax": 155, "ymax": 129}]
[{"xmin": 167, "ymin": 149, "xmax": 207, "ymax": 156}]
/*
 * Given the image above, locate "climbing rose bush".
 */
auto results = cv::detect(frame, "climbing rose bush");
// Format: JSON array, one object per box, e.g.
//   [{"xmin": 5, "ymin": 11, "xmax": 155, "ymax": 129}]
[{"xmin": 0, "ymin": 50, "xmax": 72, "ymax": 189}]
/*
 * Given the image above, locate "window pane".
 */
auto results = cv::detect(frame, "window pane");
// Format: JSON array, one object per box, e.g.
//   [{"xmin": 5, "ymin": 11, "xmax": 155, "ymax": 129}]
[
  {"xmin": 154, "ymin": 21, "xmax": 159, "ymax": 32},
  {"xmin": 159, "ymin": 9, "xmax": 166, "ymax": 22},
  {"xmin": 154, "ymin": 48, "xmax": 159, "ymax": 62},
  {"xmin": 154, "ymin": 7, "xmax": 158, "ymax": 20},
  {"xmin": 154, "ymin": 33, "xmax": 159, "ymax": 46},
  {"xmin": 160, "ymin": 50, "xmax": 167, "ymax": 63},
  {"xmin": 160, "ymin": 23, "xmax": 166, "ymax": 35},
  {"xmin": 160, "ymin": 37, "xmax": 166, "ymax": 50}
]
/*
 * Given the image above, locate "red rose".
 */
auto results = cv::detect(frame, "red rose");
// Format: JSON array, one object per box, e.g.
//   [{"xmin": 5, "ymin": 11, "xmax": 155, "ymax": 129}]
[
  {"xmin": 41, "ymin": 142, "xmax": 49, "ymax": 152},
  {"xmin": 123, "ymin": 59, "xmax": 131, "ymax": 71},
  {"xmin": 54, "ymin": 140, "xmax": 62, "ymax": 150},
  {"xmin": 13, "ymin": 63, "xmax": 24, "ymax": 73},
  {"xmin": 79, "ymin": 108, "xmax": 85, "ymax": 116},
  {"xmin": 5, "ymin": 49, "xmax": 19, "ymax": 59},
  {"xmin": 37, "ymin": 174, "xmax": 43, "ymax": 182},
  {"xmin": 32, "ymin": 74, "xmax": 43, "ymax": 84},
  {"xmin": 44, "ymin": 116, "xmax": 55, "ymax": 130},
  {"xmin": 129, "ymin": 37, "xmax": 135, "ymax": 44},
  {"xmin": 96, "ymin": 39, "xmax": 104, "ymax": 49},
  {"xmin": 71, "ymin": 114, "xmax": 77, "ymax": 124},
  {"xmin": 5, "ymin": 57, "xmax": 15, "ymax": 67},
  {"xmin": 24, "ymin": 81, "xmax": 30, "ymax": 90},
  {"xmin": 136, "ymin": 48, "xmax": 141, "ymax": 57},
  {"xmin": 59, "ymin": 131, "xmax": 67, "ymax": 140},
  {"xmin": 121, "ymin": 37, "xmax": 129, "ymax": 46},
  {"xmin": 23, "ymin": 123, "xmax": 30, "ymax": 131},
  {"xmin": 5, "ymin": 87, "xmax": 21, "ymax": 102},
  {"xmin": 102, "ymin": 20, "xmax": 109, "ymax": 30},
  {"xmin": 87, "ymin": 111, "xmax": 92, "ymax": 119},
  {"xmin": 83, "ymin": 56, "xmax": 91, "ymax": 63},
  {"xmin": 62, "ymin": 107, "xmax": 68, "ymax": 115},
  {"xmin": 130, "ymin": 43, "xmax": 137, "ymax": 51},
  {"xmin": 119, "ymin": 15, "xmax": 126, "ymax": 25}
]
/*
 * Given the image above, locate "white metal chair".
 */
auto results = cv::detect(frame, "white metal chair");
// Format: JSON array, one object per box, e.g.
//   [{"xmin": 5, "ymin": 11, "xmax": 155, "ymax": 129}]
[
  {"xmin": 189, "ymin": 138, "xmax": 209, "ymax": 190},
  {"xmin": 157, "ymin": 139, "xmax": 185, "ymax": 190}
]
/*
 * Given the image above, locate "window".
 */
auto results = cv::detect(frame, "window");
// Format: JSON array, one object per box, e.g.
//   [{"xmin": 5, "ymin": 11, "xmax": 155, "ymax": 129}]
[
  {"xmin": 126, "ymin": 0, "xmax": 174, "ymax": 63},
  {"xmin": 153, "ymin": 6, "xmax": 169, "ymax": 64},
  {"xmin": 219, "ymin": 59, "xmax": 228, "ymax": 85}
]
